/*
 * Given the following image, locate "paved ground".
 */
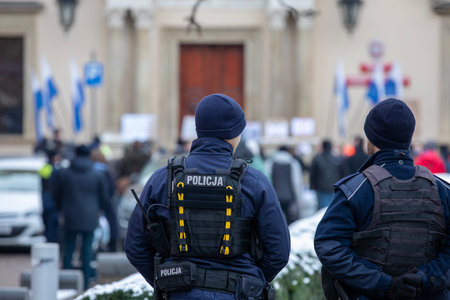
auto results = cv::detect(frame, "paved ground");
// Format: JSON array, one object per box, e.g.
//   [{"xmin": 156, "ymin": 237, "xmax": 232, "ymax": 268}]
[{"xmin": 0, "ymin": 248, "xmax": 31, "ymax": 287}]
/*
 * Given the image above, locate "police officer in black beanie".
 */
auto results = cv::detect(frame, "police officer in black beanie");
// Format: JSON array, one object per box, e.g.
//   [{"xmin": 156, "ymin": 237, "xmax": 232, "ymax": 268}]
[
  {"xmin": 124, "ymin": 93, "xmax": 290, "ymax": 299},
  {"xmin": 314, "ymin": 98, "xmax": 450, "ymax": 300}
]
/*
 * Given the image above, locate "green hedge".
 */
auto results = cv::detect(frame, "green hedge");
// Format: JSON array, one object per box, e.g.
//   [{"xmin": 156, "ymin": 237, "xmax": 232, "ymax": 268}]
[
  {"xmin": 274, "ymin": 258, "xmax": 325, "ymax": 300},
  {"xmin": 79, "ymin": 290, "xmax": 153, "ymax": 300}
]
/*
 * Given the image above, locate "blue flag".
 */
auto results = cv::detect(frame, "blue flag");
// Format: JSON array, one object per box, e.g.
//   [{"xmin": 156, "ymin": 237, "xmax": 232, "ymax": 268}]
[
  {"xmin": 366, "ymin": 62, "xmax": 385, "ymax": 105},
  {"xmin": 385, "ymin": 62, "xmax": 404, "ymax": 99},
  {"xmin": 31, "ymin": 72, "xmax": 44, "ymax": 141},
  {"xmin": 41, "ymin": 57, "xmax": 59, "ymax": 129},
  {"xmin": 70, "ymin": 60, "xmax": 85, "ymax": 134},
  {"xmin": 334, "ymin": 60, "xmax": 350, "ymax": 137}
]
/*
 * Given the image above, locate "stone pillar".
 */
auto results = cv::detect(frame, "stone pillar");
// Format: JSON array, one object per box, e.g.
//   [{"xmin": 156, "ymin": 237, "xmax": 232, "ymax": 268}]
[
  {"xmin": 295, "ymin": 15, "xmax": 314, "ymax": 117},
  {"xmin": 132, "ymin": 8, "xmax": 153, "ymax": 114},
  {"xmin": 106, "ymin": 8, "xmax": 126, "ymax": 130},
  {"xmin": 31, "ymin": 243, "xmax": 59, "ymax": 300},
  {"xmin": 267, "ymin": 9, "xmax": 288, "ymax": 119},
  {"xmin": 441, "ymin": 19, "xmax": 450, "ymax": 143}
]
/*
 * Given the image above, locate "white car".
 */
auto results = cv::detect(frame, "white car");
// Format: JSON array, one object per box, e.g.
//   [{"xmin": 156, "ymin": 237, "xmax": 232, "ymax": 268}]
[
  {"xmin": 0, "ymin": 156, "xmax": 47, "ymax": 247},
  {"xmin": 435, "ymin": 172, "xmax": 450, "ymax": 184}
]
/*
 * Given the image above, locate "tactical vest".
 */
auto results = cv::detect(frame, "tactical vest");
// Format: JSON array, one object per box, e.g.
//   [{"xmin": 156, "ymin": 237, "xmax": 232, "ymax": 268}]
[
  {"xmin": 165, "ymin": 157, "xmax": 254, "ymax": 258},
  {"xmin": 352, "ymin": 165, "xmax": 445, "ymax": 276}
]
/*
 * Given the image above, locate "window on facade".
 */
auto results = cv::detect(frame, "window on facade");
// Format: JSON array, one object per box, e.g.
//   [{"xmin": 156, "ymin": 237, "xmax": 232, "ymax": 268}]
[{"xmin": 0, "ymin": 37, "xmax": 24, "ymax": 134}]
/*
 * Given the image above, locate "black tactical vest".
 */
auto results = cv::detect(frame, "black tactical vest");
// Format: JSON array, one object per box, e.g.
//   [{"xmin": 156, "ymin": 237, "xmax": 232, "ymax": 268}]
[
  {"xmin": 352, "ymin": 165, "xmax": 445, "ymax": 276},
  {"xmin": 165, "ymin": 157, "xmax": 254, "ymax": 258}
]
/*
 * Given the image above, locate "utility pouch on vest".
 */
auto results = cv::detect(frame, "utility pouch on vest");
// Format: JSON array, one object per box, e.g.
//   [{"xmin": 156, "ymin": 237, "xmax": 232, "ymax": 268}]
[
  {"xmin": 235, "ymin": 275, "xmax": 265, "ymax": 300},
  {"xmin": 250, "ymin": 222, "xmax": 263, "ymax": 263},
  {"xmin": 264, "ymin": 283, "xmax": 276, "ymax": 300},
  {"xmin": 156, "ymin": 260, "xmax": 196, "ymax": 292},
  {"xmin": 148, "ymin": 220, "xmax": 170, "ymax": 257}
]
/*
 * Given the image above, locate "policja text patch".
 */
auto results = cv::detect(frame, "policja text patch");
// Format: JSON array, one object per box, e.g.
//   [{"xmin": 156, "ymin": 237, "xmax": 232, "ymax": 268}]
[
  {"xmin": 186, "ymin": 175, "xmax": 226, "ymax": 187},
  {"xmin": 160, "ymin": 265, "xmax": 183, "ymax": 278}
]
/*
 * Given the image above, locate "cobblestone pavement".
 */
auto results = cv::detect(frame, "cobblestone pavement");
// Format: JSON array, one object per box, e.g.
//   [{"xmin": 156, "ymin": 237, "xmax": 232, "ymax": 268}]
[{"xmin": 0, "ymin": 248, "xmax": 31, "ymax": 287}]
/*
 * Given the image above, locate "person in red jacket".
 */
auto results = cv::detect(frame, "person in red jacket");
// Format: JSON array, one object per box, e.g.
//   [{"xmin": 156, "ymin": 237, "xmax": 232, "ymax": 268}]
[{"xmin": 415, "ymin": 142, "xmax": 446, "ymax": 174}]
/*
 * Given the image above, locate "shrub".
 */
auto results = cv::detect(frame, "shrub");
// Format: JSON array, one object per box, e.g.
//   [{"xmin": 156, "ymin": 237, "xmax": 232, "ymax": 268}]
[
  {"xmin": 79, "ymin": 290, "xmax": 153, "ymax": 300},
  {"xmin": 274, "ymin": 255, "xmax": 325, "ymax": 300}
]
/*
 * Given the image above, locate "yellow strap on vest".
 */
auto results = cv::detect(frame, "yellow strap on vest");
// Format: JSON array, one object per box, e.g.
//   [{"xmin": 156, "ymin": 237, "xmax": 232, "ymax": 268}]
[{"xmin": 177, "ymin": 182, "xmax": 188, "ymax": 252}]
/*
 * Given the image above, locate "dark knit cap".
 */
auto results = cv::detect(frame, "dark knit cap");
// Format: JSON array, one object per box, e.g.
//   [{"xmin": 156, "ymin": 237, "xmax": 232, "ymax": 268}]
[
  {"xmin": 75, "ymin": 144, "xmax": 91, "ymax": 156},
  {"xmin": 195, "ymin": 94, "xmax": 246, "ymax": 139},
  {"xmin": 364, "ymin": 98, "xmax": 415, "ymax": 150}
]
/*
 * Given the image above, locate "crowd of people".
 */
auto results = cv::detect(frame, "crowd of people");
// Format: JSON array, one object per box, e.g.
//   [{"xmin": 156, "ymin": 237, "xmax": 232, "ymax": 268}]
[{"xmin": 34, "ymin": 131, "xmax": 152, "ymax": 289}]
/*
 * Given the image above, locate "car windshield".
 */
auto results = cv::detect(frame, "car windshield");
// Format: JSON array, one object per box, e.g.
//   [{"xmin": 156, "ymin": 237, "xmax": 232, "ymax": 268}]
[{"xmin": 0, "ymin": 170, "xmax": 41, "ymax": 192}]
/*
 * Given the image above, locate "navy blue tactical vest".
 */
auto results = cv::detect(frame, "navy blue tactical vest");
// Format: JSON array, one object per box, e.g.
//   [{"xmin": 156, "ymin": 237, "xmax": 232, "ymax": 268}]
[
  {"xmin": 352, "ymin": 165, "xmax": 445, "ymax": 276},
  {"xmin": 165, "ymin": 157, "xmax": 254, "ymax": 258}
]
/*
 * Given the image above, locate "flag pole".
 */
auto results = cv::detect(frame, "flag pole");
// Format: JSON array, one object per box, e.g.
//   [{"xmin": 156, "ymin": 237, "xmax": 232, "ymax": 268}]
[
  {"xmin": 325, "ymin": 89, "xmax": 337, "ymax": 138},
  {"xmin": 89, "ymin": 50, "xmax": 98, "ymax": 140},
  {"xmin": 53, "ymin": 95, "xmax": 75, "ymax": 142}
]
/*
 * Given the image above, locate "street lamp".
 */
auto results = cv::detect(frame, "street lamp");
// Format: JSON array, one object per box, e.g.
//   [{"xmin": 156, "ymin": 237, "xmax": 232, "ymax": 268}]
[
  {"xmin": 338, "ymin": 0, "xmax": 363, "ymax": 33},
  {"xmin": 57, "ymin": 0, "xmax": 78, "ymax": 32}
]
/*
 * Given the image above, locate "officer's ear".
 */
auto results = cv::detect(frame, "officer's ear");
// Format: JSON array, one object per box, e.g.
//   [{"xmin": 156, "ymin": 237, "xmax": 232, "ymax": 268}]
[
  {"xmin": 367, "ymin": 140, "xmax": 379, "ymax": 156},
  {"xmin": 225, "ymin": 135, "xmax": 242, "ymax": 153}
]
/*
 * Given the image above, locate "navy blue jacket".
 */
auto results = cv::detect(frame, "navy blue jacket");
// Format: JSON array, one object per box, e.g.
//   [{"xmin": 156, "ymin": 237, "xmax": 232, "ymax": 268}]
[
  {"xmin": 53, "ymin": 156, "xmax": 108, "ymax": 232},
  {"xmin": 124, "ymin": 137, "xmax": 291, "ymax": 286},
  {"xmin": 314, "ymin": 149, "xmax": 450, "ymax": 300}
]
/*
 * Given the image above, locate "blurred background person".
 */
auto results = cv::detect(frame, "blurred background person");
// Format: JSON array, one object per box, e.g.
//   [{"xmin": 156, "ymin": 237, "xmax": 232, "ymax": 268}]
[
  {"xmin": 415, "ymin": 141, "xmax": 446, "ymax": 174},
  {"xmin": 52, "ymin": 145, "xmax": 108, "ymax": 290},
  {"xmin": 245, "ymin": 139, "xmax": 268, "ymax": 176},
  {"xmin": 115, "ymin": 141, "xmax": 151, "ymax": 197},
  {"xmin": 310, "ymin": 139, "xmax": 344, "ymax": 209},
  {"xmin": 91, "ymin": 148, "xmax": 119, "ymax": 252},
  {"xmin": 266, "ymin": 145, "xmax": 303, "ymax": 224},
  {"xmin": 39, "ymin": 149, "xmax": 61, "ymax": 243},
  {"xmin": 439, "ymin": 144, "xmax": 450, "ymax": 172},
  {"xmin": 343, "ymin": 136, "xmax": 369, "ymax": 176}
]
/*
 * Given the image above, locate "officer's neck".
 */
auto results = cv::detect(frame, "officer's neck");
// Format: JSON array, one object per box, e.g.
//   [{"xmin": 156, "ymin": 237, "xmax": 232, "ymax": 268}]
[{"xmin": 225, "ymin": 135, "xmax": 241, "ymax": 154}]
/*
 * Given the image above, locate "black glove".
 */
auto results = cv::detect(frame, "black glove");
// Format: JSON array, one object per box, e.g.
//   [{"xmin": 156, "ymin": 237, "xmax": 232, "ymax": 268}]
[{"xmin": 386, "ymin": 273, "xmax": 422, "ymax": 300}]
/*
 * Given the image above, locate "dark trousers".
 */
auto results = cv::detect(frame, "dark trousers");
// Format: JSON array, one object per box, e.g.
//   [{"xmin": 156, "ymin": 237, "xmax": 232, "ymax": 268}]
[
  {"xmin": 62, "ymin": 230, "xmax": 95, "ymax": 290},
  {"xmin": 169, "ymin": 289, "xmax": 235, "ymax": 299},
  {"xmin": 43, "ymin": 210, "xmax": 59, "ymax": 243}
]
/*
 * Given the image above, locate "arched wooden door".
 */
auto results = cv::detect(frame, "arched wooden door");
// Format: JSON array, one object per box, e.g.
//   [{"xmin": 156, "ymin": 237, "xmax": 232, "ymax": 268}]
[{"xmin": 179, "ymin": 44, "xmax": 244, "ymax": 132}]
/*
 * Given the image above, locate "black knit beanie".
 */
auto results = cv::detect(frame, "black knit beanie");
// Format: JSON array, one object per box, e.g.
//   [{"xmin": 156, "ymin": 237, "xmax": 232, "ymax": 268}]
[
  {"xmin": 195, "ymin": 94, "xmax": 246, "ymax": 140},
  {"xmin": 364, "ymin": 98, "xmax": 415, "ymax": 150}
]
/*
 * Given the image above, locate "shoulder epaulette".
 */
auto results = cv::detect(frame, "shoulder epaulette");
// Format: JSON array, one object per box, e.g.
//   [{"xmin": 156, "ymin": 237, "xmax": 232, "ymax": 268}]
[{"xmin": 335, "ymin": 172, "xmax": 367, "ymax": 200}]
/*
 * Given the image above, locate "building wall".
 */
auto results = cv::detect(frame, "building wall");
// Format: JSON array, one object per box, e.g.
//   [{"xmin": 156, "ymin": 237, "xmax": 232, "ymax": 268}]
[
  {"xmin": 312, "ymin": 0, "xmax": 442, "ymax": 144},
  {"xmin": 0, "ymin": 0, "xmax": 448, "ymax": 156},
  {"xmin": 35, "ymin": 0, "xmax": 108, "ymax": 144}
]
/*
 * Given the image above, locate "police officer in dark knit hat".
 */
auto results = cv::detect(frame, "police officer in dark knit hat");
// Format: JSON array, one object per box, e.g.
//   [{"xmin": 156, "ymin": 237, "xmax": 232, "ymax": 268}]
[
  {"xmin": 314, "ymin": 98, "xmax": 450, "ymax": 300},
  {"xmin": 124, "ymin": 93, "xmax": 290, "ymax": 299}
]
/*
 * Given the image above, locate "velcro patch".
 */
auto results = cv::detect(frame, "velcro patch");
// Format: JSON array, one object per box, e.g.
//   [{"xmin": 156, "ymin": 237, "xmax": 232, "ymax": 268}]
[{"xmin": 185, "ymin": 175, "xmax": 226, "ymax": 187}]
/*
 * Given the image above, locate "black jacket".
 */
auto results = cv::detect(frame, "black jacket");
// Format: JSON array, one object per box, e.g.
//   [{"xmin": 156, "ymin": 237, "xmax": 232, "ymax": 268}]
[
  {"xmin": 310, "ymin": 150, "xmax": 343, "ymax": 192},
  {"xmin": 53, "ymin": 156, "xmax": 107, "ymax": 232}
]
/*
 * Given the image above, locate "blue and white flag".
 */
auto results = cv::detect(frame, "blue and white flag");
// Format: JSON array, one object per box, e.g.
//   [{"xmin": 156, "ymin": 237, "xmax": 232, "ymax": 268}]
[
  {"xmin": 366, "ymin": 62, "xmax": 385, "ymax": 105},
  {"xmin": 334, "ymin": 60, "xmax": 350, "ymax": 137},
  {"xmin": 41, "ymin": 57, "xmax": 59, "ymax": 129},
  {"xmin": 385, "ymin": 62, "xmax": 404, "ymax": 99},
  {"xmin": 31, "ymin": 72, "xmax": 44, "ymax": 141},
  {"xmin": 70, "ymin": 60, "xmax": 85, "ymax": 134}
]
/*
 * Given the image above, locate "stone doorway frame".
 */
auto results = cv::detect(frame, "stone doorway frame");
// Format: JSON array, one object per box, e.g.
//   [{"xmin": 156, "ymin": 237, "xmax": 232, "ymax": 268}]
[{"xmin": 158, "ymin": 27, "xmax": 265, "ymax": 149}]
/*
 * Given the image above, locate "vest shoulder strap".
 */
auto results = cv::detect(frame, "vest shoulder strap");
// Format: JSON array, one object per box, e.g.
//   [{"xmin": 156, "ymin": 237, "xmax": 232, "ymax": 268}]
[
  {"xmin": 414, "ymin": 165, "xmax": 437, "ymax": 185},
  {"xmin": 169, "ymin": 156, "xmax": 186, "ymax": 177},
  {"xmin": 229, "ymin": 158, "xmax": 248, "ymax": 183},
  {"xmin": 362, "ymin": 165, "xmax": 392, "ymax": 186}
]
